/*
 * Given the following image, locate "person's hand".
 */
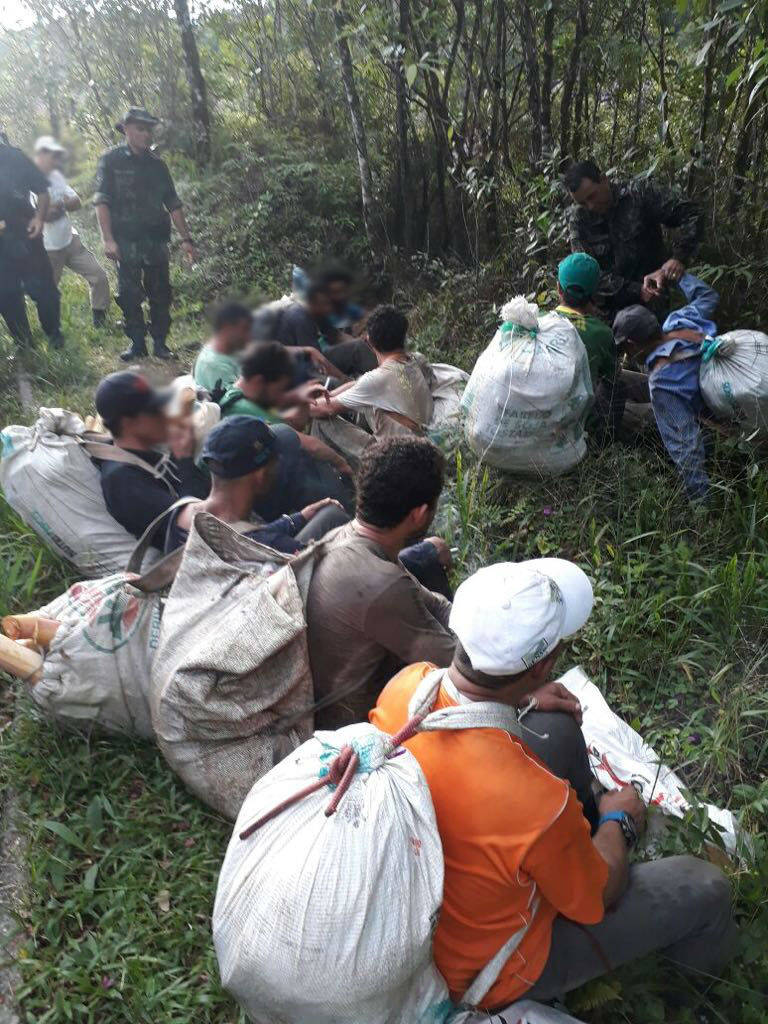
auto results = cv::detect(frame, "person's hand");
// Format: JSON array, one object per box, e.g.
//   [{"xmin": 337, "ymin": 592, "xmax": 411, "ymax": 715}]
[
  {"xmin": 46, "ymin": 202, "xmax": 65, "ymax": 222},
  {"xmin": 641, "ymin": 270, "xmax": 665, "ymax": 304},
  {"xmin": 660, "ymin": 258, "xmax": 684, "ymax": 284},
  {"xmin": 301, "ymin": 347, "xmax": 330, "ymax": 371},
  {"xmin": 525, "ymin": 681, "xmax": 583, "ymax": 725},
  {"xmin": 296, "ymin": 381, "xmax": 330, "ymax": 404},
  {"xmin": 27, "ymin": 215, "xmax": 44, "ymax": 239},
  {"xmin": 337, "ymin": 458, "xmax": 354, "ymax": 477},
  {"xmin": 180, "ymin": 239, "xmax": 198, "ymax": 264},
  {"xmin": 599, "ymin": 785, "xmax": 647, "ymax": 834},
  {"xmin": 167, "ymin": 420, "xmax": 196, "ymax": 460},
  {"xmin": 104, "ymin": 239, "xmax": 121, "ymax": 262},
  {"xmin": 425, "ymin": 535, "xmax": 452, "ymax": 570},
  {"xmin": 300, "ymin": 497, "xmax": 345, "ymax": 520}
]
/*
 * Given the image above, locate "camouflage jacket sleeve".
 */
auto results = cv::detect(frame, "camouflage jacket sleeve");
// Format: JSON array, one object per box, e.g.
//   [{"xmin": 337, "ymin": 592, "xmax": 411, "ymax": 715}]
[
  {"xmin": 159, "ymin": 161, "xmax": 183, "ymax": 212},
  {"xmin": 93, "ymin": 152, "xmax": 113, "ymax": 207},
  {"xmin": 568, "ymin": 205, "xmax": 643, "ymax": 308},
  {"xmin": 635, "ymin": 179, "xmax": 702, "ymax": 264}
]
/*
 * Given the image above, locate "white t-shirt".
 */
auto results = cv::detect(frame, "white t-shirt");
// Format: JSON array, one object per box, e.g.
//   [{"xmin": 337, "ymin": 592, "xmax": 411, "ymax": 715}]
[
  {"xmin": 42, "ymin": 169, "xmax": 79, "ymax": 251},
  {"xmin": 336, "ymin": 354, "xmax": 434, "ymax": 437}
]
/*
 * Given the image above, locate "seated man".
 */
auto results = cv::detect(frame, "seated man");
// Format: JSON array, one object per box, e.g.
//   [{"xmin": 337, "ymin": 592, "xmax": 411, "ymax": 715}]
[
  {"xmin": 218, "ymin": 341, "xmax": 354, "ymax": 505},
  {"xmin": 613, "ymin": 273, "xmax": 720, "ymax": 502},
  {"xmin": 306, "ymin": 436, "xmax": 457, "ymax": 730},
  {"xmin": 193, "ymin": 301, "xmax": 253, "ymax": 398},
  {"xmin": 163, "ymin": 416, "xmax": 348, "ymax": 555},
  {"xmin": 94, "ymin": 371, "xmax": 209, "ymax": 545},
  {"xmin": 371, "ymin": 560, "xmax": 736, "ymax": 1014},
  {"xmin": 316, "ymin": 265, "xmax": 376, "ymax": 377},
  {"xmin": 309, "ymin": 304, "xmax": 433, "ymax": 438},
  {"xmin": 555, "ymin": 252, "xmax": 620, "ymax": 440}
]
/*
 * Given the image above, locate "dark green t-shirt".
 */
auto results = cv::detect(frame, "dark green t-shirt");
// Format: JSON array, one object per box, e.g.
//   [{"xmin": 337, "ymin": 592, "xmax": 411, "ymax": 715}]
[
  {"xmin": 556, "ymin": 305, "xmax": 616, "ymax": 384},
  {"xmin": 218, "ymin": 386, "xmax": 282, "ymax": 424}
]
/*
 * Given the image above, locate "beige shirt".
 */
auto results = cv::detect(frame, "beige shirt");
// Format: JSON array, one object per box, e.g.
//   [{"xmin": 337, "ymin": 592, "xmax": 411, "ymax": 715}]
[
  {"xmin": 336, "ymin": 355, "xmax": 434, "ymax": 437},
  {"xmin": 305, "ymin": 523, "xmax": 455, "ymax": 729}
]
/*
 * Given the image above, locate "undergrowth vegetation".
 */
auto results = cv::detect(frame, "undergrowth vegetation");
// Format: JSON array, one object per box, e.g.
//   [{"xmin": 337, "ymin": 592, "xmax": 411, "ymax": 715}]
[{"xmin": 1, "ymin": 254, "xmax": 767, "ymax": 1022}]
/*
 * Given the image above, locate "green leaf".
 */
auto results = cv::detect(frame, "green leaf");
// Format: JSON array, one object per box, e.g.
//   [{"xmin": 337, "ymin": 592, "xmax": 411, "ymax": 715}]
[
  {"xmin": 405, "ymin": 63, "xmax": 417, "ymax": 88},
  {"xmin": 694, "ymin": 38, "xmax": 714, "ymax": 66},
  {"xmin": 86, "ymin": 796, "xmax": 103, "ymax": 836},
  {"xmin": 83, "ymin": 862, "xmax": 99, "ymax": 893},
  {"xmin": 42, "ymin": 820, "xmax": 85, "ymax": 851}
]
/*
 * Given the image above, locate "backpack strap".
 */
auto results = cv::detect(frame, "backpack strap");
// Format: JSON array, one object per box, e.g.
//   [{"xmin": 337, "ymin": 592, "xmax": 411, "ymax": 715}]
[
  {"xmin": 125, "ymin": 496, "xmax": 202, "ymax": 578},
  {"xmin": 80, "ymin": 437, "xmax": 178, "ymax": 494}
]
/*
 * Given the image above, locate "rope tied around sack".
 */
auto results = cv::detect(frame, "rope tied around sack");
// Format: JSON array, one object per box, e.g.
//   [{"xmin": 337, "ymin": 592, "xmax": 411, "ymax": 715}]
[
  {"xmin": 700, "ymin": 336, "xmax": 722, "ymax": 363},
  {"xmin": 238, "ymin": 711, "xmax": 429, "ymax": 841}
]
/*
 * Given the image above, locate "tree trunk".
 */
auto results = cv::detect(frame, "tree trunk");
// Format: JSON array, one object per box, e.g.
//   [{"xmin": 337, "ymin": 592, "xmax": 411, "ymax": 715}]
[
  {"xmin": 559, "ymin": 0, "xmax": 587, "ymax": 161},
  {"xmin": 516, "ymin": 0, "xmax": 543, "ymax": 164},
  {"xmin": 391, "ymin": 0, "xmax": 412, "ymax": 249},
  {"xmin": 686, "ymin": 4, "xmax": 721, "ymax": 192},
  {"xmin": 173, "ymin": 0, "xmax": 212, "ymax": 165},
  {"xmin": 631, "ymin": 0, "xmax": 647, "ymax": 150},
  {"xmin": 540, "ymin": 2, "xmax": 555, "ymax": 156},
  {"xmin": 45, "ymin": 79, "xmax": 60, "ymax": 138},
  {"xmin": 334, "ymin": 4, "xmax": 379, "ymax": 253}
]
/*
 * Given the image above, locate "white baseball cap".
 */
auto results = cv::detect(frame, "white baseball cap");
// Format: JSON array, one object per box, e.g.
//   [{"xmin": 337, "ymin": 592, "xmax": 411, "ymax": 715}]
[
  {"xmin": 449, "ymin": 558, "xmax": 594, "ymax": 676},
  {"xmin": 34, "ymin": 135, "xmax": 66, "ymax": 154}
]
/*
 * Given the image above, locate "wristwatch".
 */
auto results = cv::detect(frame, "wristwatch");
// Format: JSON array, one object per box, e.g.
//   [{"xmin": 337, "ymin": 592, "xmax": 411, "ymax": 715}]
[{"xmin": 598, "ymin": 810, "xmax": 638, "ymax": 849}]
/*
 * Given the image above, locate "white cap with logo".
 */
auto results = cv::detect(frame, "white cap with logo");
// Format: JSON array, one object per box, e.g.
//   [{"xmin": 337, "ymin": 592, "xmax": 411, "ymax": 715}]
[
  {"xmin": 449, "ymin": 558, "xmax": 594, "ymax": 676},
  {"xmin": 34, "ymin": 135, "xmax": 66, "ymax": 154}
]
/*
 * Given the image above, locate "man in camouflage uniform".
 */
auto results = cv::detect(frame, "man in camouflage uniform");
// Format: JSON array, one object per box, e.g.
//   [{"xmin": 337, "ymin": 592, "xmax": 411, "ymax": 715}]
[
  {"xmin": 564, "ymin": 160, "xmax": 702, "ymax": 318},
  {"xmin": 94, "ymin": 107, "xmax": 197, "ymax": 361}
]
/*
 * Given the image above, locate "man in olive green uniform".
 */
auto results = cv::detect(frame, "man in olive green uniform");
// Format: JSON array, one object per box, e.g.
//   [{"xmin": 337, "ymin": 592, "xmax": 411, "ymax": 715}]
[{"xmin": 94, "ymin": 107, "xmax": 197, "ymax": 361}]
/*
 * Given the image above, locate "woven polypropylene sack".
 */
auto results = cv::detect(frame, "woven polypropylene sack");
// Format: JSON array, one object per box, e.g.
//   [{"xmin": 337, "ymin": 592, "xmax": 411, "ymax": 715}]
[
  {"xmin": 699, "ymin": 330, "xmax": 768, "ymax": 432},
  {"xmin": 461, "ymin": 304, "xmax": 593, "ymax": 475},
  {"xmin": 0, "ymin": 408, "xmax": 159, "ymax": 578},
  {"xmin": 213, "ymin": 722, "xmax": 451, "ymax": 1024},
  {"xmin": 150, "ymin": 513, "xmax": 315, "ymax": 820},
  {"xmin": 29, "ymin": 572, "xmax": 163, "ymax": 738}
]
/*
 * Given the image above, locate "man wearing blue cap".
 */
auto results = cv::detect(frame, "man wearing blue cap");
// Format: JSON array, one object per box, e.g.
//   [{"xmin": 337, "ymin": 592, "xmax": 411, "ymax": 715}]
[{"xmin": 162, "ymin": 416, "xmax": 348, "ymax": 555}]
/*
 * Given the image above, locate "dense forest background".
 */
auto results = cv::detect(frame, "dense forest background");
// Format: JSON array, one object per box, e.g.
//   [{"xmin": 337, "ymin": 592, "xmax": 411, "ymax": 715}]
[{"xmin": 2, "ymin": 0, "xmax": 768, "ymax": 320}]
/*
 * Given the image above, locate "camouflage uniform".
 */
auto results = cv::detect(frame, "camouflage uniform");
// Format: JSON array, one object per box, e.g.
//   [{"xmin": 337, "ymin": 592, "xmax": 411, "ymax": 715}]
[
  {"xmin": 93, "ymin": 144, "xmax": 182, "ymax": 350},
  {"xmin": 567, "ymin": 177, "xmax": 702, "ymax": 316}
]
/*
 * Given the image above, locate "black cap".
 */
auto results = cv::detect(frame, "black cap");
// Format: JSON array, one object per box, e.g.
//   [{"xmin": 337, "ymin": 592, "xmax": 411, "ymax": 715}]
[
  {"xmin": 201, "ymin": 416, "xmax": 277, "ymax": 479},
  {"xmin": 95, "ymin": 372, "xmax": 171, "ymax": 422},
  {"xmin": 116, "ymin": 107, "xmax": 161, "ymax": 134},
  {"xmin": 612, "ymin": 305, "xmax": 661, "ymax": 347}
]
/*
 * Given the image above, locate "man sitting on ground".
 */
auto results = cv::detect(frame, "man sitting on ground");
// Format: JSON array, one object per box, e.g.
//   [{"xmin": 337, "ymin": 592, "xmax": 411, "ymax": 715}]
[
  {"xmin": 309, "ymin": 304, "xmax": 433, "ymax": 438},
  {"xmin": 555, "ymin": 253, "xmax": 621, "ymax": 440},
  {"xmin": 163, "ymin": 416, "xmax": 348, "ymax": 555},
  {"xmin": 305, "ymin": 436, "xmax": 457, "ymax": 730},
  {"xmin": 613, "ymin": 273, "xmax": 720, "ymax": 502},
  {"xmin": 193, "ymin": 301, "xmax": 253, "ymax": 398},
  {"xmin": 94, "ymin": 371, "xmax": 209, "ymax": 544},
  {"xmin": 316, "ymin": 265, "xmax": 376, "ymax": 376},
  {"xmin": 371, "ymin": 560, "xmax": 736, "ymax": 1014}
]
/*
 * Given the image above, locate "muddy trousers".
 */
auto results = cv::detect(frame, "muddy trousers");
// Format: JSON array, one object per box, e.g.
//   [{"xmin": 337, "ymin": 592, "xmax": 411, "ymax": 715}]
[
  {"xmin": 0, "ymin": 240, "xmax": 61, "ymax": 342},
  {"xmin": 116, "ymin": 251, "xmax": 171, "ymax": 348}
]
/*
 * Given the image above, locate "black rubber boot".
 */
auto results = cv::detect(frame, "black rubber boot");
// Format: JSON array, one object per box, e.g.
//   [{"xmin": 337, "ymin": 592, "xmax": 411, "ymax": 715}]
[
  {"xmin": 120, "ymin": 339, "xmax": 148, "ymax": 362},
  {"xmin": 152, "ymin": 339, "xmax": 173, "ymax": 360},
  {"xmin": 92, "ymin": 309, "xmax": 107, "ymax": 328}
]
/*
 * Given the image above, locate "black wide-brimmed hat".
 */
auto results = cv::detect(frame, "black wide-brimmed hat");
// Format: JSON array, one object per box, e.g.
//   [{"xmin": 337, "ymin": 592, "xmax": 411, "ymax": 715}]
[{"xmin": 115, "ymin": 107, "xmax": 161, "ymax": 134}]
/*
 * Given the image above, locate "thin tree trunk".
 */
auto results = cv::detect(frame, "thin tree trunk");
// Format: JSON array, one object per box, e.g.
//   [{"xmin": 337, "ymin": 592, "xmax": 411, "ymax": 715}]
[
  {"xmin": 540, "ymin": 1, "xmax": 555, "ymax": 156},
  {"xmin": 687, "ymin": 6, "xmax": 722, "ymax": 192},
  {"xmin": 45, "ymin": 80, "xmax": 60, "ymax": 137},
  {"xmin": 559, "ymin": 0, "xmax": 587, "ymax": 161},
  {"xmin": 173, "ymin": 0, "xmax": 212, "ymax": 164},
  {"xmin": 334, "ymin": 5, "xmax": 378, "ymax": 253},
  {"xmin": 631, "ymin": 0, "xmax": 647, "ymax": 150},
  {"xmin": 516, "ymin": 0, "xmax": 543, "ymax": 164},
  {"xmin": 391, "ymin": 0, "xmax": 412, "ymax": 249}
]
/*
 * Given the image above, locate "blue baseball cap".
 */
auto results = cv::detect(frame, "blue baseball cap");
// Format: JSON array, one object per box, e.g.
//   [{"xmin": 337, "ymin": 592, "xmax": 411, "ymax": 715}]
[{"xmin": 202, "ymin": 416, "xmax": 277, "ymax": 478}]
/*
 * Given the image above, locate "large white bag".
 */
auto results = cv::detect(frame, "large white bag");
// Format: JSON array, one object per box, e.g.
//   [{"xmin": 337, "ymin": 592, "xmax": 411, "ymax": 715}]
[
  {"xmin": 698, "ymin": 330, "xmax": 768, "ymax": 432},
  {"xmin": 560, "ymin": 666, "xmax": 739, "ymax": 854},
  {"xmin": 461, "ymin": 299, "xmax": 593, "ymax": 475},
  {"xmin": 4, "ymin": 508, "xmax": 188, "ymax": 738},
  {"xmin": 0, "ymin": 408, "xmax": 168, "ymax": 578},
  {"xmin": 427, "ymin": 362, "xmax": 470, "ymax": 439},
  {"xmin": 214, "ymin": 669, "xmax": 536, "ymax": 1024}
]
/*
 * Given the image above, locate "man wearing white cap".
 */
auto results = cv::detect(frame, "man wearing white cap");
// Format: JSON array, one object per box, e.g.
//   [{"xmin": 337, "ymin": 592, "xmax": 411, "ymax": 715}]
[
  {"xmin": 33, "ymin": 137, "xmax": 110, "ymax": 327},
  {"xmin": 371, "ymin": 559, "xmax": 735, "ymax": 1014}
]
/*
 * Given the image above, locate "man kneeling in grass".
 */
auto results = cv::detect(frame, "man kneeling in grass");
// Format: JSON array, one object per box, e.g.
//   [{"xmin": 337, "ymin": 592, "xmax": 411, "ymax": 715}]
[{"xmin": 371, "ymin": 560, "xmax": 736, "ymax": 1015}]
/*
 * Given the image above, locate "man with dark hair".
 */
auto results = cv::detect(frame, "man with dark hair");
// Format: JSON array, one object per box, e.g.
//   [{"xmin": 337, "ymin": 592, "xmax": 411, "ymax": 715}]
[
  {"xmin": 218, "ymin": 341, "xmax": 314, "ymax": 424},
  {"xmin": 613, "ymin": 274, "xmax": 720, "ymax": 501},
  {"xmin": 194, "ymin": 301, "xmax": 254, "ymax": 397},
  {"xmin": 0, "ymin": 129, "xmax": 63, "ymax": 347},
  {"xmin": 371, "ymin": 560, "xmax": 735, "ymax": 1015},
  {"xmin": 317, "ymin": 265, "xmax": 377, "ymax": 376},
  {"xmin": 93, "ymin": 371, "xmax": 209, "ymax": 544},
  {"xmin": 564, "ymin": 159, "xmax": 702, "ymax": 315},
  {"xmin": 310, "ymin": 304, "xmax": 433, "ymax": 437},
  {"xmin": 555, "ymin": 253, "xmax": 621, "ymax": 440},
  {"xmin": 163, "ymin": 416, "xmax": 348, "ymax": 555},
  {"xmin": 305, "ymin": 436, "xmax": 457, "ymax": 729},
  {"xmin": 94, "ymin": 107, "xmax": 197, "ymax": 361}
]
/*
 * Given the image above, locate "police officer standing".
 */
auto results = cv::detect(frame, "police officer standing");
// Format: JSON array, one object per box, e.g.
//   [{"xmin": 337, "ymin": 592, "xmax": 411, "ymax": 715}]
[{"xmin": 94, "ymin": 107, "xmax": 197, "ymax": 361}]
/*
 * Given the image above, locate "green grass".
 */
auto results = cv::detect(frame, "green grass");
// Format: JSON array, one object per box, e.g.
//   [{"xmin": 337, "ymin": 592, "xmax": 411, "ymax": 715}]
[{"xmin": 1, "ymin": 268, "xmax": 767, "ymax": 1023}]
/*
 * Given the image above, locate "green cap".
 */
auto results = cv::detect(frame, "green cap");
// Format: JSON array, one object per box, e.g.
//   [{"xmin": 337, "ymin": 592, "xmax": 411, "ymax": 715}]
[{"xmin": 558, "ymin": 252, "xmax": 601, "ymax": 302}]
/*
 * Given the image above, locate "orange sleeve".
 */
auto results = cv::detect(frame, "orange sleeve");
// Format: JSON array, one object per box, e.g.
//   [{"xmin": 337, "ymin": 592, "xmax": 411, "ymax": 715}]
[{"xmin": 522, "ymin": 789, "xmax": 608, "ymax": 926}]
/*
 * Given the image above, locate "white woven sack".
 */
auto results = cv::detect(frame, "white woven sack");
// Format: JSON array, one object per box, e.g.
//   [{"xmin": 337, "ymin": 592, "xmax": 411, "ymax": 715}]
[
  {"xmin": 454, "ymin": 1001, "xmax": 585, "ymax": 1024},
  {"xmin": 698, "ymin": 330, "xmax": 768, "ymax": 433},
  {"xmin": 0, "ymin": 408, "xmax": 161, "ymax": 578},
  {"xmin": 214, "ymin": 669, "xmax": 529, "ymax": 1024},
  {"xmin": 428, "ymin": 363, "xmax": 470, "ymax": 438},
  {"xmin": 151, "ymin": 513, "xmax": 314, "ymax": 820},
  {"xmin": 23, "ymin": 514, "xmax": 186, "ymax": 738},
  {"xmin": 461, "ymin": 299, "xmax": 592, "ymax": 475}
]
